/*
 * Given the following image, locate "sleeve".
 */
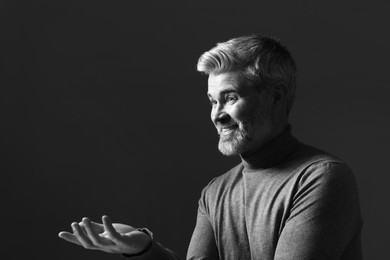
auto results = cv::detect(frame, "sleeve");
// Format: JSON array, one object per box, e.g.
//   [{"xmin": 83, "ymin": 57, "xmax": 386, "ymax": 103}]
[
  {"xmin": 274, "ymin": 161, "xmax": 363, "ymax": 260},
  {"xmin": 122, "ymin": 182, "xmax": 220, "ymax": 260},
  {"xmin": 186, "ymin": 184, "xmax": 220, "ymax": 260},
  {"xmin": 121, "ymin": 240, "xmax": 182, "ymax": 260}
]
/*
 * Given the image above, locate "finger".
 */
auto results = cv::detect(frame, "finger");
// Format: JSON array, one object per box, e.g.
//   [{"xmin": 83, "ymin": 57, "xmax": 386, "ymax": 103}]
[
  {"xmin": 72, "ymin": 222, "xmax": 97, "ymax": 250},
  {"xmin": 79, "ymin": 219, "xmax": 104, "ymax": 234},
  {"xmin": 102, "ymin": 215, "xmax": 122, "ymax": 243},
  {"xmin": 58, "ymin": 231, "xmax": 82, "ymax": 246},
  {"xmin": 83, "ymin": 217, "xmax": 113, "ymax": 247},
  {"xmin": 88, "ymin": 220, "xmax": 105, "ymax": 234},
  {"xmin": 78, "ymin": 221, "xmax": 88, "ymax": 233}
]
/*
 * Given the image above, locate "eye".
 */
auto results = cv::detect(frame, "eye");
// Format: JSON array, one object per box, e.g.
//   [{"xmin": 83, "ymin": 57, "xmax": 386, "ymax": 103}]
[
  {"xmin": 209, "ymin": 99, "xmax": 217, "ymax": 106},
  {"xmin": 226, "ymin": 95, "xmax": 238, "ymax": 103}
]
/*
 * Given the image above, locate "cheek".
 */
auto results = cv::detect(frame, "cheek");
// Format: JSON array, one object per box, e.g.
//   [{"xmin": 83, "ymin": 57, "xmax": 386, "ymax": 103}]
[{"xmin": 228, "ymin": 103, "xmax": 254, "ymax": 122}]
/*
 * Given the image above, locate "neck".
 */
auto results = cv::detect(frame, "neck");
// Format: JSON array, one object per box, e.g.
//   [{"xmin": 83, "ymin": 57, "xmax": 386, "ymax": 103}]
[
  {"xmin": 240, "ymin": 125, "xmax": 300, "ymax": 170},
  {"xmin": 240, "ymin": 121, "xmax": 287, "ymax": 158}
]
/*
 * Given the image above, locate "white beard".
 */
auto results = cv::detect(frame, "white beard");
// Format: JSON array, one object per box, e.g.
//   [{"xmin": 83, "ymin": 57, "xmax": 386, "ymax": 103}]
[{"xmin": 218, "ymin": 103, "xmax": 272, "ymax": 156}]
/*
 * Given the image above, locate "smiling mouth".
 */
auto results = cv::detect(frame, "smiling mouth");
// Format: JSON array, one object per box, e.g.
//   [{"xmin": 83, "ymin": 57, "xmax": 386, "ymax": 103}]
[{"xmin": 219, "ymin": 124, "xmax": 238, "ymax": 136}]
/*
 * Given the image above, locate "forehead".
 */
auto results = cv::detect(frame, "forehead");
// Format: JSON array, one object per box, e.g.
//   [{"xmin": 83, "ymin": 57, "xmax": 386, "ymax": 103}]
[{"xmin": 207, "ymin": 71, "xmax": 256, "ymax": 97}]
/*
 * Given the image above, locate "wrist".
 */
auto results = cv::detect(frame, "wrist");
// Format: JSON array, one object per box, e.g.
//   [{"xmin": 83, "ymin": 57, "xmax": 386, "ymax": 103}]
[{"xmin": 121, "ymin": 228, "xmax": 153, "ymax": 257}]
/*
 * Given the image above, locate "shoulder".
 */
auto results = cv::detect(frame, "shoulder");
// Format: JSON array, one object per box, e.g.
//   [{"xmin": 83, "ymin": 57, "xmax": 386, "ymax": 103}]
[
  {"xmin": 298, "ymin": 158, "xmax": 356, "ymax": 194},
  {"xmin": 288, "ymin": 143, "xmax": 353, "ymax": 180},
  {"xmin": 201, "ymin": 163, "xmax": 243, "ymax": 197},
  {"xmin": 291, "ymin": 143, "xmax": 345, "ymax": 167},
  {"xmin": 288, "ymin": 144, "xmax": 360, "ymax": 208},
  {"xmin": 198, "ymin": 163, "xmax": 243, "ymax": 214},
  {"xmin": 275, "ymin": 142, "xmax": 360, "ymax": 202}
]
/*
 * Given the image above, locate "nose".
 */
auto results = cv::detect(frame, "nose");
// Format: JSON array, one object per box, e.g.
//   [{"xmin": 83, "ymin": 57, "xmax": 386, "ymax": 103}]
[{"xmin": 211, "ymin": 104, "xmax": 230, "ymax": 125}]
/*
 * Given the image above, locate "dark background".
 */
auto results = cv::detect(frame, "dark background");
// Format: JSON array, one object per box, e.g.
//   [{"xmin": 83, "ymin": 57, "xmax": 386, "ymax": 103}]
[{"xmin": 1, "ymin": 0, "xmax": 389, "ymax": 259}]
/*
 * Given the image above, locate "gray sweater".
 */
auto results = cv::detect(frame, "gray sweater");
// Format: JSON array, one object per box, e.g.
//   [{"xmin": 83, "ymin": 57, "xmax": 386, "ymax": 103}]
[{"xmin": 127, "ymin": 128, "xmax": 363, "ymax": 260}]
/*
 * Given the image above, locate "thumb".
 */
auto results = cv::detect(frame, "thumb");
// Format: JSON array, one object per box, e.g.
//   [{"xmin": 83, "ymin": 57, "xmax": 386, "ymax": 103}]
[{"xmin": 102, "ymin": 215, "xmax": 122, "ymax": 243}]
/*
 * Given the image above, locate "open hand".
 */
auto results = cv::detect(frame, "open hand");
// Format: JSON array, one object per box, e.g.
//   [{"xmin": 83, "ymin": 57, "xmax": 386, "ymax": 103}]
[{"xmin": 58, "ymin": 215, "xmax": 151, "ymax": 255}]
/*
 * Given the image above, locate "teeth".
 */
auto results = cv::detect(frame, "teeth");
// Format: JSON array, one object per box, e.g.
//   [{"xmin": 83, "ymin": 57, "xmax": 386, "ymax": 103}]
[{"xmin": 220, "ymin": 126, "xmax": 237, "ymax": 135}]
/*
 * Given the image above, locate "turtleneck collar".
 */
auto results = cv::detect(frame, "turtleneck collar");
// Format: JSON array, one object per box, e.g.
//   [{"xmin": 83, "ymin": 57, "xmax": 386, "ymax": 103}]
[{"xmin": 240, "ymin": 125, "xmax": 301, "ymax": 171}]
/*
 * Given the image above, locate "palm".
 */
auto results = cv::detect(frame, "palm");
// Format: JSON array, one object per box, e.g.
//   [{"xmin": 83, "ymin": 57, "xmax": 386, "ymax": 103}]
[
  {"xmin": 59, "ymin": 216, "xmax": 151, "ymax": 255},
  {"xmin": 90, "ymin": 222, "xmax": 135, "ymax": 235},
  {"xmin": 112, "ymin": 223, "xmax": 136, "ymax": 234},
  {"xmin": 91, "ymin": 223, "xmax": 138, "ymax": 246}
]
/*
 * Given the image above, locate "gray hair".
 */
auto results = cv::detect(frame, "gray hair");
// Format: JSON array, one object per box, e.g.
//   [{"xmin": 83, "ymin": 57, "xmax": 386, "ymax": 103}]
[{"xmin": 197, "ymin": 34, "xmax": 297, "ymax": 113}]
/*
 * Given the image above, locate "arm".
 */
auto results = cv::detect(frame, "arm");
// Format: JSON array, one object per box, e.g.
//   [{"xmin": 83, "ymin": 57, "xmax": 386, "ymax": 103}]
[
  {"xmin": 58, "ymin": 215, "xmax": 181, "ymax": 260},
  {"xmin": 186, "ymin": 209, "xmax": 219, "ymax": 260},
  {"xmin": 274, "ymin": 162, "xmax": 362, "ymax": 260}
]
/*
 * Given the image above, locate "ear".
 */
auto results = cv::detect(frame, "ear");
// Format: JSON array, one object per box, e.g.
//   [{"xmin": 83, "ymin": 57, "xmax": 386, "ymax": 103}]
[{"xmin": 272, "ymin": 82, "xmax": 288, "ymax": 108}]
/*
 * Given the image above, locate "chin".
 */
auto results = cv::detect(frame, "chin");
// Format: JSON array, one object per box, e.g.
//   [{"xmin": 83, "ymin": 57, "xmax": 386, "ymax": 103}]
[
  {"xmin": 218, "ymin": 140, "xmax": 249, "ymax": 156},
  {"xmin": 218, "ymin": 132, "xmax": 268, "ymax": 156},
  {"xmin": 218, "ymin": 148, "xmax": 239, "ymax": 156}
]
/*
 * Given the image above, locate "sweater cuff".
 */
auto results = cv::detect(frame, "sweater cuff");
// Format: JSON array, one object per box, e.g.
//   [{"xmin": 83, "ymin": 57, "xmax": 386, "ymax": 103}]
[
  {"xmin": 121, "ymin": 240, "xmax": 175, "ymax": 260},
  {"xmin": 121, "ymin": 239, "xmax": 153, "ymax": 258}
]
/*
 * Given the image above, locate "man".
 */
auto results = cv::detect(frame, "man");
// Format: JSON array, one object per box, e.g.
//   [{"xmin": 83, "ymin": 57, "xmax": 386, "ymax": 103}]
[{"xmin": 59, "ymin": 35, "xmax": 363, "ymax": 259}]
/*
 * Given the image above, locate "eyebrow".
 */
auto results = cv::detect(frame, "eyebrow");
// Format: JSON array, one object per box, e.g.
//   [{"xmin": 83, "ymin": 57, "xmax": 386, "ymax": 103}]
[{"xmin": 207, "ymin": 89, "xmax": 238, "ymax": 99}]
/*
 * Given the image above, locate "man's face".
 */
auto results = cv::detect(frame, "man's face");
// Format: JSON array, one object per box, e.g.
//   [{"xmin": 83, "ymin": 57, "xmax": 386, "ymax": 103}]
[{"xmin": 207, "ymin": 71, "xmax": 274, "ymax": 156}]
